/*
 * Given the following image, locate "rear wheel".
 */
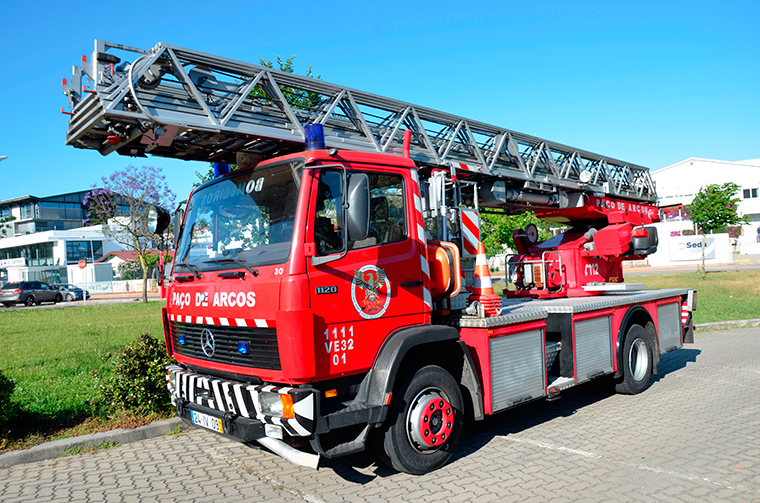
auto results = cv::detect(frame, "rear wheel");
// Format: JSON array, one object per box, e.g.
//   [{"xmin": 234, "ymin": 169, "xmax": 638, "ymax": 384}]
[
  {"xmin": 377, "ymin": 365, "xmax": 464, "ymax": 474},
  {"xmin": 24, "ymin": 296, "xmax": 35, "ymax": 307},
  {"xmin": 615, "ymin": 325, "xmax": 653, "ymax": 395},
  {"xmin": 2, "ymin": 302, "xmax": 12, "ymax": 308}
]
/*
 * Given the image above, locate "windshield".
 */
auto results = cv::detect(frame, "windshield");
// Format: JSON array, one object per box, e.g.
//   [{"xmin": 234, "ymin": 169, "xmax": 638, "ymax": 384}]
[{"xmin": 176, "ymin": 160, "xmax": 302, "ymax": 271}]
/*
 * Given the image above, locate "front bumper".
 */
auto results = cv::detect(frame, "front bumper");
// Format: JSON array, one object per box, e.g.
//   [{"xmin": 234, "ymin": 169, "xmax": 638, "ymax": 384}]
[{"xmin": 166, "ymin": 365, "xmax": 317, "ymax": 442}]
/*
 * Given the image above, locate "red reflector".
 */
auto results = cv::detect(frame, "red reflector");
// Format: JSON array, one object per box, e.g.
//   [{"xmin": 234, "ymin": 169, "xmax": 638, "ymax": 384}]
[
  {"xmin": 632, "ymin": 228, "xmax": 649, "ymax": 238},
  {"xmin": 107, "ymin": 135, "xmax": 122, "ymax": 145}
]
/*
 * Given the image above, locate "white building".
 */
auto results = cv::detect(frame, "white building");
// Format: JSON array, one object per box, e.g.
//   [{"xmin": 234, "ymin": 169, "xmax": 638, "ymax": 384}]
[
  {"xmin": 647, "ymin": 157, "xmax": 760, "ymax": 265},
  {"xmin": 0, "ymin": 225, "xmax": 123, "ymax": 284}
]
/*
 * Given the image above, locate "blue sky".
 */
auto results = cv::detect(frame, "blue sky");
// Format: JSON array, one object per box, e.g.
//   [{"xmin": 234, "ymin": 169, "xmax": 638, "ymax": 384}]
[{"xmin": 0, "ymin": 0, "xmax": 758, "ymax": 204}]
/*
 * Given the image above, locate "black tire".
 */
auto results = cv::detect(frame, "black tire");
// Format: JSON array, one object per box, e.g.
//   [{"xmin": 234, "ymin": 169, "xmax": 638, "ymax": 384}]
[
  {"xmin": 2, "ymin": 302, "xmax": 12, "ymax": 308},
  {"xmin": 24, "ymin": 296, "xmax": 35, "ymax": 307},
  {"xmin": 615, "ymin": 325, "xmax": 653, "ymax": 395},
  {"xmin": 377, "ymin": 365, "xmax": 464, "ymax": 474},
  {"xmin": 54, "ymin": 293, "xmax": 63, "ymax": 304}
]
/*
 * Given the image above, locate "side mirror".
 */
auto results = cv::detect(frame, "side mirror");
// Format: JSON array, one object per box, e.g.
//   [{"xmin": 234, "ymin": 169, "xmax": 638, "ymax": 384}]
[
  {"xmin": 148, "ymin": 205, "xmax": 171, "ymax": 235},
  {"xmin": 172, "ymin": 208, "xmax": 185, "ymax": 250},
  {"xmin": 346, "ymin": 173, "xmax": 369, "ymax": 241}
]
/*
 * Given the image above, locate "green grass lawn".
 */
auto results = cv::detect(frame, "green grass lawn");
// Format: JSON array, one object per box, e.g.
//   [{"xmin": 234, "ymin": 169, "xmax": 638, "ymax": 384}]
[
  {"xmin": 494, "ymin": 270, "xmax": 760, "ymax": 324},
  {"xmin": 635, "ymin": 270, "xmax": 760, "ymax": 324},
  {"xmin": 0, "ymin": 302, "xmax": 167, "ymax": 451}
]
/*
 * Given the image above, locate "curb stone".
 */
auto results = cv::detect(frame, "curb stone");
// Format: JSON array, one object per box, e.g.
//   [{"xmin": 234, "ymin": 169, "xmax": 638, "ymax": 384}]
[
  {"xmin": 695, "ymin": 318, "xmax": 760, "ymax": 331},
  {"xmin": 0, "ymin": 418, "xmax": 186, "ymax": 468}
]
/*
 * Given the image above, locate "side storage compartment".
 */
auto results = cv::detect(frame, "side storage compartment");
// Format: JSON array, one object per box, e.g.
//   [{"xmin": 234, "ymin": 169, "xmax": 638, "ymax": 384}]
[
  {"xmin": 490, "ymin": 329, "xmax": 546, "ymax": 412},
  {"xmin": 657, "ymin": 302, "xmax": 682, "ymax": 353},
  {"xmin": 573, "ymin": 316, "xmax": 613, "ymax": 383}
]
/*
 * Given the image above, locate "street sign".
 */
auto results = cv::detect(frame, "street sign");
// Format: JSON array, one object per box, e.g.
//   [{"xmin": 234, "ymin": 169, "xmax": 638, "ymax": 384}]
[{"xmin": 78, "ymin": 260, "xmax": 86, "ymax": 269}]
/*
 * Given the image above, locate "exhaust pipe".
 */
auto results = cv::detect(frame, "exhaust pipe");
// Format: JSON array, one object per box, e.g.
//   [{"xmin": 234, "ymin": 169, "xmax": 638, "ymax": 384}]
[{"xmin": 256, "ymin": 437, "xmax": 320, "ymax": 469}]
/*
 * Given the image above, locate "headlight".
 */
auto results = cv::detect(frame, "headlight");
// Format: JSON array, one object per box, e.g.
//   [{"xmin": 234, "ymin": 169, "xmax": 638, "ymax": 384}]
[{"xmin": 258, "ymin": 392, "xmax": 294, "ymax": 418}]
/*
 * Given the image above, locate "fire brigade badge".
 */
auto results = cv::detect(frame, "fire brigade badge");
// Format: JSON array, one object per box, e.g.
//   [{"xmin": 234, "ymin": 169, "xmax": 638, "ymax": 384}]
[{"xmin": 350, "ymin": 265, "xmax": 391, "ymax": 320}]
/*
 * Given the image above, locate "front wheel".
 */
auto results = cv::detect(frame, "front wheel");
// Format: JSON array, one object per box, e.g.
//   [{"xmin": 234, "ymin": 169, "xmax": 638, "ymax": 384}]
[
  {"xmin": 66, "ymin": 293, "xmax": 75, "ymax": 302},
  {"xmin": 615, "ymin": 325, "xmax": 653, "ymax": 395},
  {"xmin": 377, "ymin": 365, "xmax": 464, "ymax": 474}
]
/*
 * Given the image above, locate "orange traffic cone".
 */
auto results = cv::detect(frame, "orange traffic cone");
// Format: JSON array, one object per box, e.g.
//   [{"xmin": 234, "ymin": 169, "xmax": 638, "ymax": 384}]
[{"xmin": 468, "ymin": 242, "xmax": 501, "ymax": 317}]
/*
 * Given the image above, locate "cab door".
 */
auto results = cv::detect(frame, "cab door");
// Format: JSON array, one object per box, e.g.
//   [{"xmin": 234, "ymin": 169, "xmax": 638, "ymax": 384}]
[{"xmin": 307, "ymin": 167, "xmax": 425, "ymax": 377}]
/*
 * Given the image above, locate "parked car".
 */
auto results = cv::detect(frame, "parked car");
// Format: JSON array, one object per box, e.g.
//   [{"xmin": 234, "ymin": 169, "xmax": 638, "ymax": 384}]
[
  {"xmin": 52, "ymin": 283, "xmax": 91, "ymax": 302},
  {"xmin": 1, "ymin": 281, "xmax": 63, "ymax": 307}
]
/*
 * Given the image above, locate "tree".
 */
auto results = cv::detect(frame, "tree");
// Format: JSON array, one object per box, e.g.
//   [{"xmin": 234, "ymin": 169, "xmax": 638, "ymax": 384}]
[
  {"xmin": 0, "ymin": 215, "xmax": 15, "ymax": 238},
  {"xmin": 193, "ymin": 56, "xmax": 322, "ymax": 188},
  {"xmin": 480, "ymin": 212, "xmax": 556, "ymax": 258},
  {"xmin": 686, "ymin": 182, "xmax": 749, "ymax": 279},
  {"xmin": 84, "ymin": 166, "xmax": 176, "ymax": 302}
]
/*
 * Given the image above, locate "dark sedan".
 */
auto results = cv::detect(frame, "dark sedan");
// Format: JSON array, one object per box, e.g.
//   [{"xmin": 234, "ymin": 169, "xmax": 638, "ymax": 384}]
[{"xmin": 1, "ymin": 281, "xmax": 63, "ymax": 307}]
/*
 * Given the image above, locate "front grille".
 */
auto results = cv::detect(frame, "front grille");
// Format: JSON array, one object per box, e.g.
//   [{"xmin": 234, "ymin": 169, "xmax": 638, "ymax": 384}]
[{"xmin": 170, "ymin": 321, "xmax": 281, "ymax": 370}]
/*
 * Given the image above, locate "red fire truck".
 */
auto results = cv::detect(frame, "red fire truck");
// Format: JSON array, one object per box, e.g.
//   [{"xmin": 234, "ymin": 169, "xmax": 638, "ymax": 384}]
[{"xmin": 63, "ymin": 40, "xmax": 695, "ymax": 474}]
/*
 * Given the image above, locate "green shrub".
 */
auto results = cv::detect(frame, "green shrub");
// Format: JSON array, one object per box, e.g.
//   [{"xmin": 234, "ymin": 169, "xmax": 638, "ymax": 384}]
[
  {"xmin": 97, "ymin": 334, "xmax": 174, "ymax": 415},
  {"xmin": 0, "ymin": 370, "xmax": 17, "ymax": 435}
]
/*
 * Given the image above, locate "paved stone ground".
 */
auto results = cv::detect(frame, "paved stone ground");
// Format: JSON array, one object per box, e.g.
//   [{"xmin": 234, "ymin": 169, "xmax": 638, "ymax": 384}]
[{"xmin": 1, "ymin": 327, "xmax": 759, "ymax": 503}]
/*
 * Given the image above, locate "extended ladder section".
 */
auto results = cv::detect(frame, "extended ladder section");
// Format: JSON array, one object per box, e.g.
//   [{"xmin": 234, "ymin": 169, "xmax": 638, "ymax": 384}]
[{"xmin": 63, "ymin": 40, "xmax": 656, "ymax": 204}]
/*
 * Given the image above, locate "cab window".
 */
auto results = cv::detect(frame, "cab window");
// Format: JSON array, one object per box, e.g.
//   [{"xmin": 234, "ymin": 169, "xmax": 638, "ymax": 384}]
[
  {"xmin": 314, "ymin": 170, "xmax": 344, "ymax": 255},
  {"xmin": 352, "ymin": 173, "xmax": 406, "ymax": 250}
]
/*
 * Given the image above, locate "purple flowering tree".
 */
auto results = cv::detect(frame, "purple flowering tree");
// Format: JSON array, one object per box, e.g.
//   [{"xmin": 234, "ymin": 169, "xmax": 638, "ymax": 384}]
[{"xmin": 83, "ymin": 166, "xmax": 176, "ymax": 302}]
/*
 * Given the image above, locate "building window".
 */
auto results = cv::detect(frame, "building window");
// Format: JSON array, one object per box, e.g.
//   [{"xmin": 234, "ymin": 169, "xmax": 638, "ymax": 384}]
[
  {"xmin": 0, "ymin": 207, "xmax": 9, "ymax": 218},
  {"xmin": 65, "ymin": 240, "xmax": 104, "ymax": 263},
  {"xmin": 20, "ymin": 203, "xmax": 35, "ymax": 220},
  {"xmin": 743, "ymin": 188, "xmax": 758, "ymax": 199}
]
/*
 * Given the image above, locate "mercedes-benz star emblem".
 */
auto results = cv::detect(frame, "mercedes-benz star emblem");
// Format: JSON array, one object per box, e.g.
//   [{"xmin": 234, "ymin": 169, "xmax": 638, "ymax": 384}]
[{"xmin": 201, "ymin": 328, "xmax": 216, "ymax": 358}]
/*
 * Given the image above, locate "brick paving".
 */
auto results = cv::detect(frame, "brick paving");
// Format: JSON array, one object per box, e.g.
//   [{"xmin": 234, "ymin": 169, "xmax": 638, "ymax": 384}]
[{"xmin": 1, "ymin": 327, "xmax": 759, "ymax": 502}]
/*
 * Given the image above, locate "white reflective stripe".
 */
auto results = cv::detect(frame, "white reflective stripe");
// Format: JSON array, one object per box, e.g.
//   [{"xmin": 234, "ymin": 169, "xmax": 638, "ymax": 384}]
[
  {"xmin": 205, "ymin": 317, "xmax": 214, "ymax": 325},
  {"xmin": 475, "ymin": 253, "xmax": 488, "ymax": 267},
  {"xmin": 222, "ymin": 382, "xmax": 236, "ymax": 412},
  {"xmin": 462, "ymin": 224, "xmax": 479, "ymax": 251},
  {"xmin": 287, "ymin": 418, "xmax": 309, "ymax": 436},
  {"xmin": 211, "ymin": 380, "xmax": 225, "ymax": 411},
  {"xmin": 423, "ymin": 287, "xmax": 432, "ymax": 308},
  {"xmin": 219, "ymin": 318, "xmax": 230, "ymax": 326},
  {"xmin": 414, "ymin": 194, "xmax": 421, "ymax": 214},
  {"xmin": 188, "ymin": 374, "xmax": 196, "ymax": 403},
  {"xmin": 247, "ymin": 386, "xmax": 261, "ymax": 416},
  {"xmin": 235, "ymin": 318, "xmax": 247, "ymax": 327},
  {"xmin": 420, "ymin": 254, "xmax": 430, "ymax": 277},
  {"xmin": 233, "ymin": 385, "xmax": 251, "ymax": 417},
  {"xmin": 411, "ymin": 169, "xmax": 419, "ymax": 183},
  {"xmin": 292, "ymin": 394, "xmax": 314, "ymax": 421},
  {"xmin": 196, "ymin": 316, "xmax": 204, "ymax": 324},
  {"xmin": 474, "ymin": 275, "xmax": 492, "ymax": 289},
  {"xmin": 170, "ymin": 314, "xmax": 175, "ymax": 321},
  {"xmin": 417, "ymin": 224, "xmax": 425, "ymax": 241},
  {"xmin": 255, "ymin": 319, "xmax": 268, "ymax": 328}
]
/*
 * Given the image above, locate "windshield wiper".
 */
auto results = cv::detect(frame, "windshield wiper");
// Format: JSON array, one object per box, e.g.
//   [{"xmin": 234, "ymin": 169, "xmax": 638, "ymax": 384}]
[
  {"xmin": 203, "ymin": 256, "xmax": 257, "ymax": 276},
  {"xmin": 175, "ymin": 262, "xmax": 202, "ymax": 279}
]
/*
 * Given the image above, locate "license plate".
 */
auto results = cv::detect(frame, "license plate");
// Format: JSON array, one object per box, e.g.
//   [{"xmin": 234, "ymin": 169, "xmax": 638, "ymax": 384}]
[{"xmin": 190, "ymin": 410, "xmax": 224, "ymax": 433}]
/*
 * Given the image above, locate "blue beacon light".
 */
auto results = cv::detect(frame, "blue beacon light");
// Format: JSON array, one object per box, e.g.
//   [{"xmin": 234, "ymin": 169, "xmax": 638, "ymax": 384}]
[
  {"xmin": 178, "ymin": 334, "xmax": 186, "ymax": 345},
  {"xmin": 304, "ymin": 123, "xmax": 326, "ymax": 151},
  {"xmin": 237, "ymin": 342, "xmax": 249, "ymax": 355}
]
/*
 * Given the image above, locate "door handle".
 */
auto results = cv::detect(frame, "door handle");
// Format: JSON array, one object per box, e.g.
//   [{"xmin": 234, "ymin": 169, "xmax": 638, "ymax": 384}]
[{"xmin": 400, "ymin": 280, "xmax": 423, "ymax": 287}]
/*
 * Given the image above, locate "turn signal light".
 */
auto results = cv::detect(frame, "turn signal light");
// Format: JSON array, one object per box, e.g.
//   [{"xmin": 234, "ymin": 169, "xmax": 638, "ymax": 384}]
[{"xmin": 281, "ymin": 394, "xmax": 294, "ymax": 419}]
